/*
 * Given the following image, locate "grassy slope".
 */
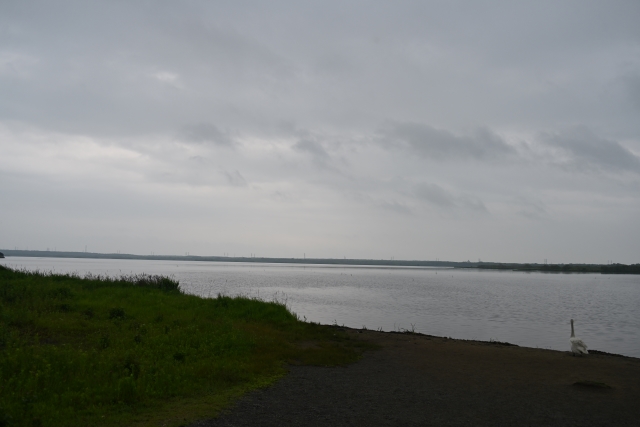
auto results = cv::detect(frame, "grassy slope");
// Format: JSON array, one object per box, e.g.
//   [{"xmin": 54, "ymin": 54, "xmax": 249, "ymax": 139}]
[{"xmin": 0, "ymin": 265, "xmax": 370, "ymax": 427}]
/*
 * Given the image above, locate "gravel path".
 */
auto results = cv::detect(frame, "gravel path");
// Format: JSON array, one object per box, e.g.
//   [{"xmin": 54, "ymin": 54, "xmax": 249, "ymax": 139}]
[{"xmin": 192, "ymin": 329, "xmax": 640, "ymax": 426}]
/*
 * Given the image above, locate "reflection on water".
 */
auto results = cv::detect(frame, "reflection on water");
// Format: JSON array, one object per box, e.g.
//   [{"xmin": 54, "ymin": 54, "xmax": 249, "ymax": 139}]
[{"xmin": 2, "ymin": 256, "xmax": 639, "ymax": 357}]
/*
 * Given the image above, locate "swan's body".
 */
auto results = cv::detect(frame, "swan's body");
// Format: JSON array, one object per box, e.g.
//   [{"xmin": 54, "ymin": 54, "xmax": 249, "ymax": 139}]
[{"xmin": 570, "ymin": 319, "xmax": 588, "ymax": 356}]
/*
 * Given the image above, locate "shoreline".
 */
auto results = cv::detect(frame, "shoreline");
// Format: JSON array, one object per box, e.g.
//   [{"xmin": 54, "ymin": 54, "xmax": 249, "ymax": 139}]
[
  {"xmin": 328, "ymin": 323, "xmax": 639, "ymax": 360},
  {"xmin": 3, "ymin": 250, "xmax": 639, "ymax": 274}
]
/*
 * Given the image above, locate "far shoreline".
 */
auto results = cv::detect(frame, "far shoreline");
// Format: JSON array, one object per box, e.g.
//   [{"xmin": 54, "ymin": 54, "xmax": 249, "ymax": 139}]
[{"xmin": 2, "ymin": 249, "xmax": 639, "ymax": 274}]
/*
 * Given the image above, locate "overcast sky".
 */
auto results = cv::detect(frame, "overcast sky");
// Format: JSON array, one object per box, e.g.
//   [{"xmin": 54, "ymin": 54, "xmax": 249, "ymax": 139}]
[{"xmin": 1, "ymin": 1, "xmax": 639, "ymax": 263}]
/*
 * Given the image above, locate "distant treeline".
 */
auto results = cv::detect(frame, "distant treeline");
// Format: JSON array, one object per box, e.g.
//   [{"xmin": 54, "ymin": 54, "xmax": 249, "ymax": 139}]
[
  {"xmin": 474, "ymin": 262, "xmax": 640, "ymax": 274},
  {"xmin": 0, "ymin": 249, "xmax": 460, "ymax": 268},
  {"xmin": 1, "ymin": 249, "xmax": 639, "ymax": 274},
  {"xmin": 600, "ymin": 264, "xmax": 640, "ymax": 274}
]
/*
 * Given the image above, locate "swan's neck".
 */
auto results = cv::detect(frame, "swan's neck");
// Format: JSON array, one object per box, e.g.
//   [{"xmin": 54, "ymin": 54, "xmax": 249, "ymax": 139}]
[{"xmin": 570, "ymin": 321, "xmax": 575, "ymax": 338}]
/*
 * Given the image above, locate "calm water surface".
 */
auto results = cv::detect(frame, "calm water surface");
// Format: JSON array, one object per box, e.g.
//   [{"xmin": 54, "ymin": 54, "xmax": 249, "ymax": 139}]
[{"xmin": 3, "ymin": 256, "xmax": 639, "ymax": 357}]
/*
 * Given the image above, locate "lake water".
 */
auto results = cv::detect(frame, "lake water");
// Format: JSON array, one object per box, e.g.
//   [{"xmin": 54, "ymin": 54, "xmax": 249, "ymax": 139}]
[{"xmin": 2, "ymin": 256, "xmax": 639, "ymax": 358}]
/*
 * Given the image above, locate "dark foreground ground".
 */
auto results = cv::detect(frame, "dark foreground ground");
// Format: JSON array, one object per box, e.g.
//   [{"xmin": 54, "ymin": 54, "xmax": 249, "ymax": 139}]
[{"xmin": 192, "ymin": 329, "xmax": 640, "ymax": 427}]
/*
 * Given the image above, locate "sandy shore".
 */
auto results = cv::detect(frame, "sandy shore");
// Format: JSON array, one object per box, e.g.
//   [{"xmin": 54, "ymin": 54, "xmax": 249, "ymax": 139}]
[{"xmin": 193, "ymin": 328, "xmax": 640, "ymax": 426}]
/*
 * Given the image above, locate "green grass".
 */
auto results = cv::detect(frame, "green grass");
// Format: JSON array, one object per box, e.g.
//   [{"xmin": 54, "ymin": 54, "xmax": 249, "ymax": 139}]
[{"xmin": 0, "ymin": 265, "xmax": 370, "ymax": 427}]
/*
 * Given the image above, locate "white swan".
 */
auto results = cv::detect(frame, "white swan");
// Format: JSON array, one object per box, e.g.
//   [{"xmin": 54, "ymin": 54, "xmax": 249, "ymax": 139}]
[{"xmin": 570, "ymin": 319, "xmax": 588, "ymax": 356}]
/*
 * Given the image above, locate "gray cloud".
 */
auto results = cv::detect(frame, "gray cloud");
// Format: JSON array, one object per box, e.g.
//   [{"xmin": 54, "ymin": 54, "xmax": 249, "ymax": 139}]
[
  {"xmin": 414, "ymin": 183, "xmax": 487, "ymax": 213},
  {"xmin": 542, "ymin": 127, "xmax": 640, "ymax": 173},
  {"xmin": 223, "ymin": 170, "xmax": 247, "ymax": 187},
  {"xmin": 179, "ymin": 123, "xmax": 234, "ymax": 147},
  {"xmin": 515, "ymin": 199, "xmax": 547, "ymax": 220},
  {"xmin": 379, "ymin": 200, "xmax": 412, "ymax": 215},
  {"xmin": 623, "ymin": 72, "xmax": 640, "ymax": 110},
  {"xmin": 459, "ymin": 197, "xmax": 488, "ymax": 213},
  {"xmin": 378, "ymin": 123, "xmax": 515, "ymax": 161},
  {"xmin": 293, "ymin": 139, "xmax": 333, "ymax": 168},
  {"xmin": 414, "ymin": 183, "xmax": 457, "ymax": 208}
]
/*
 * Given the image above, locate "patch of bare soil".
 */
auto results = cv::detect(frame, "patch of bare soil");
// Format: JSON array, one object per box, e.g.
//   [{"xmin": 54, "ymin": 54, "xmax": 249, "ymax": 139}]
[{"xmin": 192, "ymin": 329, "xmax": 640, "ymax": 426}]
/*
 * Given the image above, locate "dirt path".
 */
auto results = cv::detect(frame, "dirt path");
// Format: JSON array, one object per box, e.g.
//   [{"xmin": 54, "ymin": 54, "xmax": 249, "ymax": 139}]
[{"xmin": 192, "ymin": 329, "xmax": 640, "ymax": 426}]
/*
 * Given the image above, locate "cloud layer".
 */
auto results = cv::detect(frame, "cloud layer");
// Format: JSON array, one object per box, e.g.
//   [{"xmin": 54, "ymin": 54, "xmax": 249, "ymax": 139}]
[{"xmin": 1, "ymin": 1, "xmax": 639, "ymax": 263}]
